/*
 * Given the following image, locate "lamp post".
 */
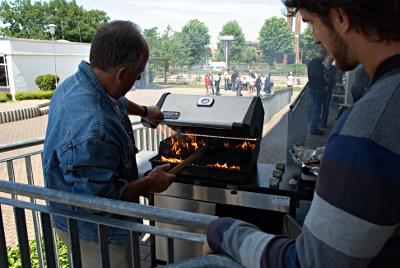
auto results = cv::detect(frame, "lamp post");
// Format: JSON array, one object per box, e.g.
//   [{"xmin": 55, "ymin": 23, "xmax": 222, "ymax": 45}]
[
  {"xmin": 218, "ymin": 35, "xmax": 235, "ymax": 71},
  {"xmin": 47, "ymin": 23, "xmax": 58, "ymax": 88}
]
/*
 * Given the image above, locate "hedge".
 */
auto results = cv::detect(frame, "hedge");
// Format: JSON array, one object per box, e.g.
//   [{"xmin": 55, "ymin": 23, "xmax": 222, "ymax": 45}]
[
  {"xmin": 0, "ymin": 91, "xmax": 12, "ymax": 102},
  {"xmin": 14, "ymin": 90, "xmax": 54, "ymax": 101}
]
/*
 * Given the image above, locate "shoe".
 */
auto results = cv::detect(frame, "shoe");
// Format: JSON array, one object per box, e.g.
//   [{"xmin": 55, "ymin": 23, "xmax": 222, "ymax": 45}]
[{"xmin": 310, "ymin": 129, "xmax": 324, "ymax": 135}]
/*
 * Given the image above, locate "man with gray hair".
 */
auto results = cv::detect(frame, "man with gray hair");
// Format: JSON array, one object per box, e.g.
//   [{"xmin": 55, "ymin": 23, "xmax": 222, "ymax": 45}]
[{"xmin": 43, "ymin": 21, "xmax": 176, "ymax": 267}]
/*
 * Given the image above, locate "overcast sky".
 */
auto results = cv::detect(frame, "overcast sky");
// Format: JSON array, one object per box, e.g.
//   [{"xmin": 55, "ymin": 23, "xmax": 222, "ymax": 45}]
[{"xmin": 75, "ymin": 0, "xmax": 296, "ymax": 45}]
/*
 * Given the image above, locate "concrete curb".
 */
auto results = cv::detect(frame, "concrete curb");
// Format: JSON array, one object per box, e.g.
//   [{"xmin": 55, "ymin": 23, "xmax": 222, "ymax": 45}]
[{"xmin": 0, "ymin": 101, "xmax": 50, "ymax": 124}]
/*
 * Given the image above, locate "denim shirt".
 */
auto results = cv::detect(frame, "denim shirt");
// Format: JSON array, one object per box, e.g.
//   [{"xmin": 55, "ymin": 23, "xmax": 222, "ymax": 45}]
[{"xmin": 43, "ymin": 61, "xmax": 140, "ymax": 243}]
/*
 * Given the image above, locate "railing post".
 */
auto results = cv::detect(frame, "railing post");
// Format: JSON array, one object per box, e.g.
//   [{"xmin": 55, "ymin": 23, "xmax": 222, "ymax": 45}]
[
  {"xmin": 98, "ymin": 224, "xmax": 111, "ymax": 268},
  {"xmin": 0, "ymin": 206, "xmax": 8, "ymax": 268},
  {"xmin": 131, "ymin": 231, "xmax": 141, "ymax": 268},
  {"xmin": 15, "ymin": 207, "xmax": 31, "ymax": 268},
  {"xmin": 25, "ymin": 156, "xmax": 45, "ymax": 268},
  {"xmin": 40, "ymin": 212, "xmax": 57, "ymax": 268},
  {"xmin": 68, "ymin": 218, "xmax": 83, "ymax": 268},
  {"xmin": 167, "ymin": 237, "xmax": 175, "ymax": 264}
]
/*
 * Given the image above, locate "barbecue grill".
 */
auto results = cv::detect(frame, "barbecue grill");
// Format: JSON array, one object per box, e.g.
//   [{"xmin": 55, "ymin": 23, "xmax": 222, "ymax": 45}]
[{"xmin": 143, "ymin": 93, "xmax": 264, "ymax": 184}]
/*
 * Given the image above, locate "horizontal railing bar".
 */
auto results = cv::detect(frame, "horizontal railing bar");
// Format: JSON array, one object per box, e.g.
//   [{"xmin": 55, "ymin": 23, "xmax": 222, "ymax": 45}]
[
  {"xmin": 0, "ymin": 180, "xmax": 216, "ymax": 229},
  {"xmin": 0, "ymin": 121, "xmax": 144, "ymax": 154},
  {"xmin": 0, "ymin": 150, "xmax": 43, "ymax": 163},
  {"xmin": 0, "ymin": 138, "xmax": 45, "ymax": 153},
  {"xmin": 0, "ymin": 196, "xmax": 206, "ymax": 243}
]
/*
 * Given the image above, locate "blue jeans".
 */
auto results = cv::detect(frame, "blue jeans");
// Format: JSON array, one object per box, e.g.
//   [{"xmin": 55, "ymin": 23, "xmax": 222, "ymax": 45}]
[
  {"xmin": 236, "ymin": 84, "xmax": 242, "ymax": 96},
  {"xmin": 232, "ymin": 79, "xmax": 236, "ymax": 91},
  {"xmin": 309, "ymin": 88, "xmax": 324, "ymax": 132},
  {"xmin": 321, "ymin": 89, "xmax": 332, "ymax": 126}
]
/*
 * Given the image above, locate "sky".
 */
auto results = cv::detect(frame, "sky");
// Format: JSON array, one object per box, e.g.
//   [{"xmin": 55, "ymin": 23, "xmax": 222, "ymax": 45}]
[{"xmin": 74, "ymin": 0, "xmax": 296, "ymax": 45}]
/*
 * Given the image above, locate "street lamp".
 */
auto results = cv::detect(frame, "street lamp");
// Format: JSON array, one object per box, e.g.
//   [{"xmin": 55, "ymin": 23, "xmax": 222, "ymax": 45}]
[
  {"xmin": 218, "ymin": 35, "xmax": 235, "ymax": 71},
  {"xmin": 47, "ymin": 23, "xmax": 58, "ymax": 88}
]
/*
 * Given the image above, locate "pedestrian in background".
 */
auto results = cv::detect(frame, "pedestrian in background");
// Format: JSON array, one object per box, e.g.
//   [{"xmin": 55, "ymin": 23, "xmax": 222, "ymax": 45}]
[
  {"xmin": 287, "ymin": 71, "xmax": 295, "ymax": 89},
  {"xmin": 231, "ymin": 71, "xmax": 238, "ymax": 92},
  {"xmin": 224, "ymin": 70, "xmax": 229, "ymax": 91},
  {"xmin": 255, "ymin": 74, "xmax": 262, "ymax": 96},
  {"xmin": 209, "ymin": 72, "xmax": 214, "ymax": 95},
  {"xmin": 204, "ymin": 73, "xmax": 210, "ymax": 95},
  {"xmin": 235, "ymin": 73, "xmax": 242, "ymax": 97},
  {"xmin": 308, "ymin": 49, "xmax": 327, "ymax": 135},
  {"xmin": 320, "ymin": 54, "xmax": 337, "ymax": 128},
  {"xmin": 215, "ymin": 73, "xmax": 221, "ymax": 96}
]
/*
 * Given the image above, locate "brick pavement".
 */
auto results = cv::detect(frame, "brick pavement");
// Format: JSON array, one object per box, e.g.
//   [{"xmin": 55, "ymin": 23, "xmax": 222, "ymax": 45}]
[{"xmin": 0, "ymin": 87, "xmax": 305, "ymax": 266}]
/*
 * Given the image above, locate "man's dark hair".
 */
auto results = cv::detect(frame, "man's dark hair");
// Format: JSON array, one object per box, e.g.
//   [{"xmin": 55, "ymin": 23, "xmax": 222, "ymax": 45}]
[
  {"xmin": 282, "ymin": 0, "xmax": 400, "ymax": 42},
  {"xmin": 90, "ymin": 20, "xmax": 149, "ymax": 73}
]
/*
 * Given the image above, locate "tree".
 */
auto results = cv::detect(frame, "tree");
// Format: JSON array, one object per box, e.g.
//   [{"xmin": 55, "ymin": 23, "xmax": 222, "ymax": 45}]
[
  {"xmin": 259, "ymin": 16, "xmax": 295, "ymax": 65},
  {"xmin": 143, "ymin": 26, "xmax": 191, "ymax": 67},
  {"xmin": 216, "ymin": 20, "xmax": 246, "ymax": 63},
  {"xmin": 299, "ymin": 24, "xmax": 320, "ymax": 65},
  {"xmin": 176, "ymin": 19, "xmax": 210, "ymax": 66},
  {"xmin": 0, "ymin": 0, "xmax": 109, "ymax": 42},
  {"xmin": 243, "ymin": 46, "xmax": 258, "ymax": 63}
]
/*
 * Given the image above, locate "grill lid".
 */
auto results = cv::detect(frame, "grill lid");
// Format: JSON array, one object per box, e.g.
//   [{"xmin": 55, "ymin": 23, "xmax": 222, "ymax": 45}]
[{"xmin": 142, "ymin": 93, "xmax": 264, "ymax": 139}]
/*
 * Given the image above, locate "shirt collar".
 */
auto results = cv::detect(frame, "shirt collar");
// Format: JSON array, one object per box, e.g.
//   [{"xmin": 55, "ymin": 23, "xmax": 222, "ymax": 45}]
[{"xmin": 371, "ymin": 54, "xmax": 400, "ymax": 86}]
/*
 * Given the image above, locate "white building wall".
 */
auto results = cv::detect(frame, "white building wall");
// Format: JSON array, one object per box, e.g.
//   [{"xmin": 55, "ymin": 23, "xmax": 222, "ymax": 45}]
[{"xmin": 0, "ymin": 38, "xmax": 90, "ymax": 98}]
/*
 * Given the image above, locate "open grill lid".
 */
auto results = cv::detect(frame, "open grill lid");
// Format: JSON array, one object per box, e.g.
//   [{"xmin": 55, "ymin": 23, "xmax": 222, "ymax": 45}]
[{"xmin": 142, "ymin": 93, "xmax": 264, "ymax": 139}]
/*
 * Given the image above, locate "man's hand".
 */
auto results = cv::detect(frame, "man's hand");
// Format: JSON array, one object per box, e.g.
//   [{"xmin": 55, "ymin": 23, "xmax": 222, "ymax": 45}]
[
  {"xmin": 202, "ymin": 239, "xmax": 224, "ymax": 255},
  {"xmin": 143, "ymin": 106, "xmax": 164, "ymax": 126},
  {"xmin": 146, "ymin": 163, "xmax": 175, "ymax": 193},
  {"xmin": 202, "ymin": 239, "xmax": 215, "ymax": 255}
]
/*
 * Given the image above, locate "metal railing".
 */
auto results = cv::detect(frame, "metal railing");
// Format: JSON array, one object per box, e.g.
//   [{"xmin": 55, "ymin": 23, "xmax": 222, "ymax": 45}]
[
  {"xmin": 261, "ymin": 88, "xmax": 293, "ymax": 125},
  {"xmin": 286, "ymin": 84, "xmax": 311, "ymax": 165},
  {"xmin": 0, "ymin": 122, "xmax": 181, "ymax": 267},
  {"xmin": 0, "ymin": 179, "xmax": 217, "ymax": 268}
]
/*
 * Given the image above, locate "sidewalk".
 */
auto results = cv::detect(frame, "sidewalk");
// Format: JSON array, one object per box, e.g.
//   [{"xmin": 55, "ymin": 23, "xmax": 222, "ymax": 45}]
[{"xmin": 0, "ymin": 99, "xmax": 50, "ymax": 124}]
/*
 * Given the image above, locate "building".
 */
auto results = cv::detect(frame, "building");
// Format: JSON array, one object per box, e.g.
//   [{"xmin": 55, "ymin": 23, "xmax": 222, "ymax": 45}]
[{"xmin": 0, "ymin": 37, "xmax": 90, "ymax": 100}]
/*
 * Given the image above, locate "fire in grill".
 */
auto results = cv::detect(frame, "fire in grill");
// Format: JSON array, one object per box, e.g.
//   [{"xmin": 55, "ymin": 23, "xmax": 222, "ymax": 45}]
[{"xmin": 149, "ymin": 133, "xmax": 259, "ymax": 183}]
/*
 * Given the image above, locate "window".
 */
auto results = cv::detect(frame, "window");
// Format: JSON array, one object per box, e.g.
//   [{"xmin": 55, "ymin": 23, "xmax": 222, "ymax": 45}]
[{"xmin": 0, "ymin": 54, "xmax": 9, "ymax": 87}]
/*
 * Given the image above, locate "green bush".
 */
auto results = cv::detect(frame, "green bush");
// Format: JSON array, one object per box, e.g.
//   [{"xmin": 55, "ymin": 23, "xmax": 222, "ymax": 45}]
[
  {"xmin": 0, "ymin": 91, "xmax": 12, "ymax": 102},
  {"xmin": 35, "ymin": 74, "xmax": 59, "ymax": 91},
  {"xmin": 7, "ymin": 234, "xmax": 69, "ymax": 268},
  {"xmin": 15, "ymin": 90, "xmax": 54, "ymax": 100}
]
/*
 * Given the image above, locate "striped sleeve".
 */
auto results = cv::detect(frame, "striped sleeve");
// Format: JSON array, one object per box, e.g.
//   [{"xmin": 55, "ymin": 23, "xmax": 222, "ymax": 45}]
[{"xmin": 207, "ymin": 217, "xmax": 299, "ymax": 268}]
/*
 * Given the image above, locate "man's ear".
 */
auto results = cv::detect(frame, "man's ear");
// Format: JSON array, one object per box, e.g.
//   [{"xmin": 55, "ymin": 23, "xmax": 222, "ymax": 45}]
[
  {"xmin": 116, "ymin": 66, "xmax": 128, "ymax": 81},
  {"xmin": 334, "ymin": 7, "xmax": 351, "ymax": 34}
]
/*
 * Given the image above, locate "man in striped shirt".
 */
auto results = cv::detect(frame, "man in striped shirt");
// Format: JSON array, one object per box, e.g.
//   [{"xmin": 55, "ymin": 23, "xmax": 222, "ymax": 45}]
[{"xmin": 198, "ymin": 1, "xmax": 400, "ymax": 267}]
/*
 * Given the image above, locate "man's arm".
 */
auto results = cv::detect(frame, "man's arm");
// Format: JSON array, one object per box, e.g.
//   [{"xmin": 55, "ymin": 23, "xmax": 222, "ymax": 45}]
[
  {"xmin": 204, "ymin": 217, "xmax": 299, "ymax": 268},
  {"xmin": 125, "ymin": 99, "xmax": 164, "ymax": 126}
]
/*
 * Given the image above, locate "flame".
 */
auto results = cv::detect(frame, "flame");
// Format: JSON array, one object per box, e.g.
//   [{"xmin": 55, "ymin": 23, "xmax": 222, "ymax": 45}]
[
  {"xmin": 207, "ymin": 162, "xmax": 241, "ymax": 170},
  {"xmin": 169, "ymin": 134, "xmax": 204, "ymax": 154},
  {"xmin": 161, "ymin": 155, "xmax": 183, "ymax": 163},
  {"xmin": 238, "ymin": 141, "xmax": 256, "ymax": 151}
]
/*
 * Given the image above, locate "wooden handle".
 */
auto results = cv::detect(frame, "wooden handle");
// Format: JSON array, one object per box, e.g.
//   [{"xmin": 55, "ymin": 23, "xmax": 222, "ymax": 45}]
[{"xmin": 168, "ymin": 146, "xmax": 209, "ymax": 175}]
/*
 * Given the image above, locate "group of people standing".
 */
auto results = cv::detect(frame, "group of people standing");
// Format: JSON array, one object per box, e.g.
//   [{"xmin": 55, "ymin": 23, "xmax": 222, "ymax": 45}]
[
  {"xmin": 204, "ymin": 72, "xmax": 222, "ymax": 96},
  {"xmin": 206, "ymin": 70, "xmax": 274, "ymax": 97},
  {"xmin": 307, "ymin": 48, "xmax": 338, "ymax": 135}
]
